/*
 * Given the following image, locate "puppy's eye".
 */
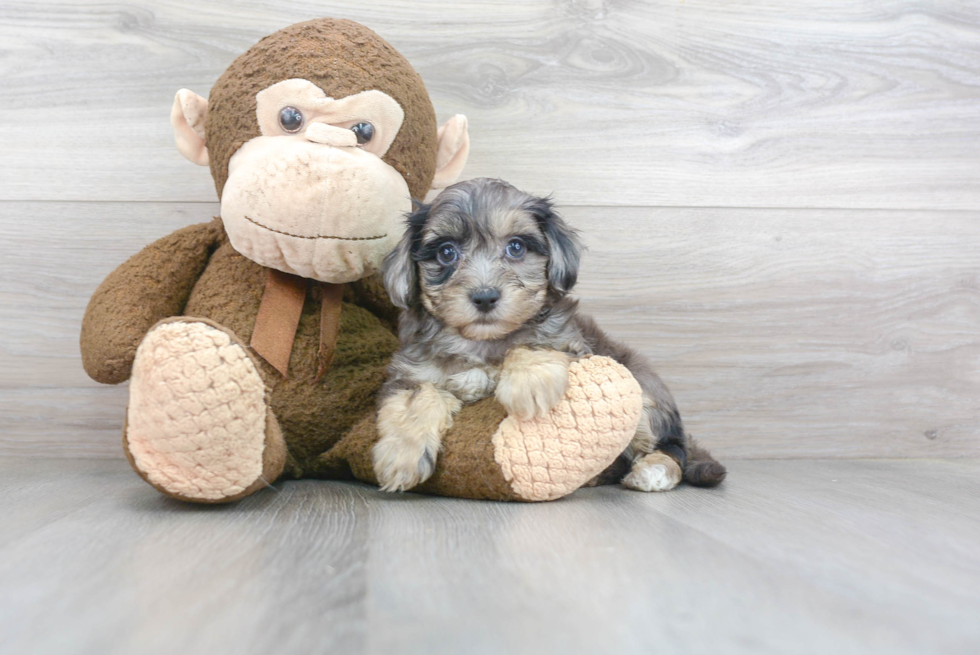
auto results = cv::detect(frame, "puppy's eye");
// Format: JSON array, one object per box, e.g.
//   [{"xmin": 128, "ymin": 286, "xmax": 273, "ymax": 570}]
[
  {"xmin": 436, "ymin": 243, "xmax": 458, "ymax": 266},
  {"xmin": 505, "ymin": 238, "xmax": 526, "ymax": 259},
  {"xmin": 278, "ymin": 106, "xmax": 304, "ymax": 133},
  {"xmin": 351, "ymin": 122, "xmax": 375, "ymax": 145}
]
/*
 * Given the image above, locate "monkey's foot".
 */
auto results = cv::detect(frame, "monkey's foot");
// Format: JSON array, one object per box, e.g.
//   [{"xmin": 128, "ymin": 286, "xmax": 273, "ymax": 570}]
[
  {"xmin": 492, "ymin": 356, "xmax": 642, "ymax": 502},
  {"xmin": 124, "ymin": 319, "xmax": 287, "ymax": 503}
]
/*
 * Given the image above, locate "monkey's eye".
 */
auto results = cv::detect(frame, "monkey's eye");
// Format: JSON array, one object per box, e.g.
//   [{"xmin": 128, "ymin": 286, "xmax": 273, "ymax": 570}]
[
  {"xmin": 278, "ymin": 106, "xmax": 304, "ymax": 133},
  {"xmin": 505, "ymin": 238, "xmax": 526, "ymax": 259},
  {"xmin": 351, "ymin": 122, "xmax": 375, "ymax": 145},
  {"xmin": 436, "ymin": 242, "xmax": 458, "ymax": 266}
]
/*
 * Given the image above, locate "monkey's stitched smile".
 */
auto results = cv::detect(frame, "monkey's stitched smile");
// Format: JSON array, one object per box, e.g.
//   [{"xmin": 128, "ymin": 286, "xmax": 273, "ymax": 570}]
[{"xmin": 243, "ymin": 215, "xmax": 387, "ymax": 241}]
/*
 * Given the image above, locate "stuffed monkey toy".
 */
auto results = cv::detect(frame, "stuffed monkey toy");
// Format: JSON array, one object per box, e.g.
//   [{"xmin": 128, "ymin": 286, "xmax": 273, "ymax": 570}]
[{"xmin": 80, "ymin": 18, "xmax": 642, "ymax": 504}]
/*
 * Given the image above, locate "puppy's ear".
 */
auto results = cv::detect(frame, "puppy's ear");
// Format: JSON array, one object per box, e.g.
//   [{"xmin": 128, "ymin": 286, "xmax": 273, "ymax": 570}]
[
  {"xmin": 526, "ymin": 196, "xmax": 582, "ymax": 295},
  {"xmin": 383, "ymin": 201, "xmax": 430, "ymax": 309}
]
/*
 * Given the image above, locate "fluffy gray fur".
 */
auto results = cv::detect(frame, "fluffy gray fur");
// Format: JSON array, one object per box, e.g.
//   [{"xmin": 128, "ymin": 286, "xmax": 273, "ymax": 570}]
[{"xmin": 381, "ymin": 177, "xmax": 726, "ymax": 488}]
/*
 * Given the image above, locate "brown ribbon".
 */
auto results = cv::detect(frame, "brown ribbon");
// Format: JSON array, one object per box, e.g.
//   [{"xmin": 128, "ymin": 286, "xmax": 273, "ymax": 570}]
[
  {"xmin": 317, "ymin": 282, "xmax": 344, "ymax": 380},
  {"xmin": 250, "ymin": 268, "xmax": 343, "ymax": 380}
]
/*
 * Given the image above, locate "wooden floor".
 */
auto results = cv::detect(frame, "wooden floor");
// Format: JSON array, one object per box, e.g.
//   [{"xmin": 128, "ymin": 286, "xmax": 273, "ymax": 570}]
[{"xmin": 1, "ymin": 457, "xmax": 978, "ymax": 655}]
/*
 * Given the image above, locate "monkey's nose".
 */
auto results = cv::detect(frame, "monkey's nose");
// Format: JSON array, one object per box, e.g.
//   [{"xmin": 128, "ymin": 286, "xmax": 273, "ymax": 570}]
[
  {"xmin": 470, "ymin": 288, "xmax": 500, "ymax": 313},
  {"xmin": 305, "ymin": 122, "xmax": 357, "ymax": 147}
]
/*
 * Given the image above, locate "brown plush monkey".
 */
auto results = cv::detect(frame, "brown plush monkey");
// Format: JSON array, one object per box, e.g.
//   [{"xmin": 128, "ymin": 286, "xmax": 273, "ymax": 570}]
[{"xmin": 80, "ymin": 18, "xmax": 642, "ymax": 503}]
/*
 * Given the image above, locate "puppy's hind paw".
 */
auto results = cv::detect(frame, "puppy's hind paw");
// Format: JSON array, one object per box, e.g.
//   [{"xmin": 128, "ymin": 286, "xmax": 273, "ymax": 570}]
[
  {"xmin": 495, "ymin": 348, "xmax": 571, "ymax": 419},
  {"xmin": 622, "ymin": 452, "xmax": 683, "ymax": 492}
]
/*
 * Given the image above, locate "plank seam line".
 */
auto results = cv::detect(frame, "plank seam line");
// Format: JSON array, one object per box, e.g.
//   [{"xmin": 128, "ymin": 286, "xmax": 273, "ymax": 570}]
[{"xmin": 0, "ymin": 199, "xmax": 978, "ymax": 213}]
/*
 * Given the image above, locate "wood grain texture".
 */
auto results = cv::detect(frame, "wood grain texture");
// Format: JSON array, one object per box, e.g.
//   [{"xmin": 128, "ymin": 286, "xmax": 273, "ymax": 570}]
[
  {"xmin": 0, "ymin": 1, "xmax": 978, "ymax": 208},
  {"xmin": 2, "ymin": 201, "xmax": 977, "ymax": 459},
  {"xmin": 572, "ymin": 206, "xmax": 980, "ymax": 458},
  {"xmin": 1, "ymin": 2, "xmax": 978, "ymax": 459},
  {"xmin": 1, "ymin": 458, "xmax": 978, "ymax": 655}
]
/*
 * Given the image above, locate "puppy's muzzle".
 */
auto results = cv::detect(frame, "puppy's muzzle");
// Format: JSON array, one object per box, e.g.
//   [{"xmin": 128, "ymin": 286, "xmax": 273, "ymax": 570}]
[{"xmin": 470, "ymin": 287, "xmax": 500, "ymax": 313}]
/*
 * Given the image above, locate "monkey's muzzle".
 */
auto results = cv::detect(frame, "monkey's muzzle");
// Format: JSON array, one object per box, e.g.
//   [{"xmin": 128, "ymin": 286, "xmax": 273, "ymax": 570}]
[{"xmin": 220, "ymin": 135, "xmax": 411, "ymax": 283}]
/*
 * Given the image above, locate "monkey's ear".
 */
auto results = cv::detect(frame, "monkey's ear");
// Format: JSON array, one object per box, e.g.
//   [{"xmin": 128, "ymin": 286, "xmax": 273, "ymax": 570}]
[
  {"xmin": 382, "ymin": 202, "xmax": 430, "ymax": 309},
  {"xmin": 430, "ymin": 115, "xmax": 470, "ymax": 191},
  {"xmin": 527, "ymin": 197, "xmax": 583, "ymax": 296},
  {"xmin": 171, "ymin": 89, "xmax": 210, "ymax": 166}
]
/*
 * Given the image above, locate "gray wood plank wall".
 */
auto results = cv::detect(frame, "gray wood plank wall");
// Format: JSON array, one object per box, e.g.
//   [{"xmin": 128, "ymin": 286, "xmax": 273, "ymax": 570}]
[{"xmin": 1, "ymin": 1, "xmax": 978, "ymax": 459}]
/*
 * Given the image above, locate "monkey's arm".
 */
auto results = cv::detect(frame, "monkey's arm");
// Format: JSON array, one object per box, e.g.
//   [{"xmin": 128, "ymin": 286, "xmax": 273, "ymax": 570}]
[
  {"xmin": 80, "ymin": 219, "xmax": 224, "ymax": 384},
  {"xmin": 344, "ymin": 273, "xmax": 400, "ymax": 333}
]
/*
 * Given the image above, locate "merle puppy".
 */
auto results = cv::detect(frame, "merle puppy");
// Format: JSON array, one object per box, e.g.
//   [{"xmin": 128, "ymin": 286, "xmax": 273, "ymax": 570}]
[{"xmin": 372, "ymin": 177, "xmax": 725, "ymax": 493}]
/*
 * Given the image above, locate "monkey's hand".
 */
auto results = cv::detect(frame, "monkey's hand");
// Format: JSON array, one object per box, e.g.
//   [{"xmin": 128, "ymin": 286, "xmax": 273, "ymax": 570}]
[
  {"xmin": 495, "ymin": 348, "xmax": 571, "ymax": 420},
  {"xmin": 372, "ymin": 383, "xmax": 462, "ymax": 492},
  {"xmin": 80, "ymin": 220, "xmax": 223, "ymax": 385}
]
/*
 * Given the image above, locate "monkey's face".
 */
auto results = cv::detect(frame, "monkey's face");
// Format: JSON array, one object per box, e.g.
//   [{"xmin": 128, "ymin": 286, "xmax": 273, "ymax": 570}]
[
  {"xmin": 219, "ymin": 80, "xmax": 411, "ymax": 283},
  {"xmin": 170, "ymin": 19, "xmax": 471, "ymax": 285}
]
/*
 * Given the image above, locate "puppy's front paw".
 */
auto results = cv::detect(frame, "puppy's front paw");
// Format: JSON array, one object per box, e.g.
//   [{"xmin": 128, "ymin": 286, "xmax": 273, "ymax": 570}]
[
  {"xmin": 495, "ymin": 348, "xmax": 571, "ymax": 420},
  {"xmin": 372, "ymin": 433, "xmax": 438, "ymax": 492},
  {"xmin": 372, "ymin": 383, "xmax": 461, "ymax": 492},
  {"xmin": 622, "ymin": 452, "xmax": 683, "ymax": 492}
]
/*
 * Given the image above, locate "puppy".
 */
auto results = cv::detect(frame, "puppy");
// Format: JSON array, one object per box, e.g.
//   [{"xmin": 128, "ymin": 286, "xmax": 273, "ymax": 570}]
[{"xmin": 373, "ymin": 177, "xmax": 726, "ymax": 493}]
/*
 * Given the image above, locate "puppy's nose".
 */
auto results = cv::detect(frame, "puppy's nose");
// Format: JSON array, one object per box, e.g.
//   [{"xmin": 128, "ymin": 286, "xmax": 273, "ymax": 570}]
[{"xmin": 470, "ymin": 287, "xmax": 500, "ymax": 313}]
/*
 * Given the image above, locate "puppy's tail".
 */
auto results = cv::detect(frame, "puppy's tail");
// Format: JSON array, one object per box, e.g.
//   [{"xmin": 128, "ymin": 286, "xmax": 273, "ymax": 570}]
[{"xmin": 683, "ymin": 438, "xmax": 727, "ymax": 487}]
